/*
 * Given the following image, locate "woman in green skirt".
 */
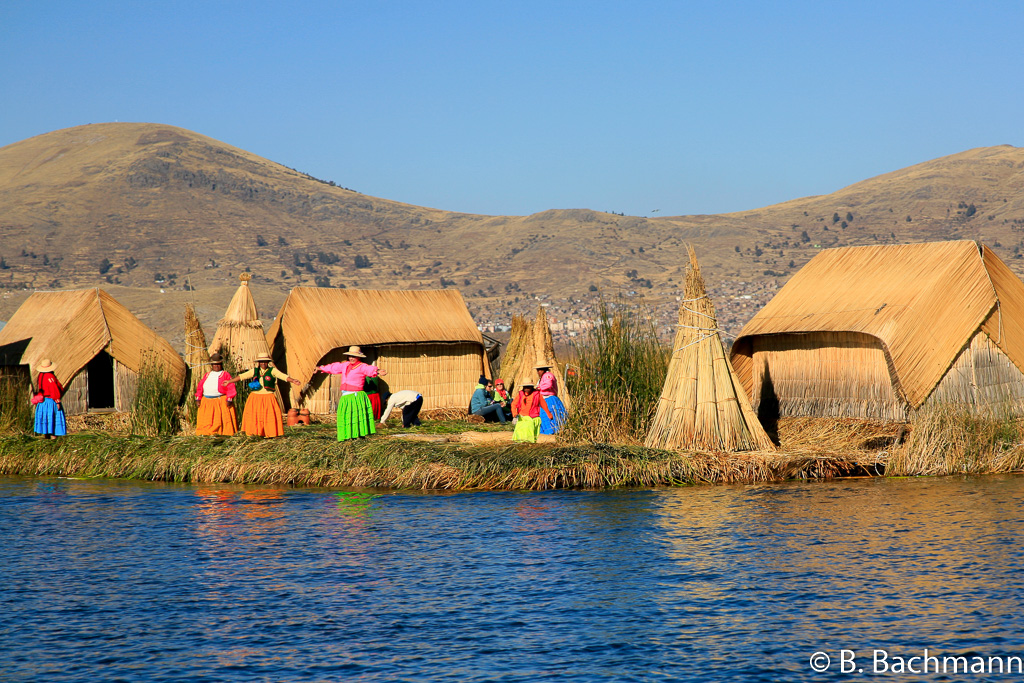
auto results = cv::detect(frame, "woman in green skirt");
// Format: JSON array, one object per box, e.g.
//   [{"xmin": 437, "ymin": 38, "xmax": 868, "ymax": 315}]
[{"xmin": 317, "ymin": 346, "xmax": 388, "ymax": 441}]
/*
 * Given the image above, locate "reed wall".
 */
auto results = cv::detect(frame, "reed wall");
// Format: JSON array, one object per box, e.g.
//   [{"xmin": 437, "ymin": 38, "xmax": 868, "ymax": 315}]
[
  {"xmin": 303, "ymin": 343, "xmax": 486, "ymax": 414},
  {"xmin": 62, "ymin": 368, "xmax": 88, "ymax": 415},
  {"xmin": 924, "ymin": 332, "xmax": 1024, "ymax": 414},
  {"xmin": 115, "ymin": 362, "xmax": 138, "ymax": 413},
  {"xmin": 750, "ymin": 331, "xmax": 911, "ymax": 421}
]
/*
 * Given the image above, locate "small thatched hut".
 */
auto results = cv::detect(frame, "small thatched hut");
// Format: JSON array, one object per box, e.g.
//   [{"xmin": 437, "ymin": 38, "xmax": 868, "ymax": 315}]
[
  {"xmin": 0, "ymin": 289, "xmax": 185, "ymax": 414},
  {"xmin": 730, "ymin": 240, "xmax": 1024, "ymax": 421},
  {"xmin": 646, "ymin": 246, "xmax": 773, "ymax": 451},
  {"xmin": 207, "ymin": 273, "xmax": 271, "ymax": 367},
  {"xmin": 266, "ymin": 288, "xmax": 490, "ymax": 413}
]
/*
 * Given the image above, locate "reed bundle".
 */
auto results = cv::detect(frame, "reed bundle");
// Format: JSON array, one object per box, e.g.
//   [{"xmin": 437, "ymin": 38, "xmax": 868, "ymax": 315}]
[
  {"xmin": 207, "ymin": 273, "xmax": 272, "ymax": 368},
  {"xmin": 645, "ymin": 245, "xmax": 774, "ymax": 452},
  {"xmin": 497, "ymin": 309, "xmax": 565, "ymax": 396},
  {"xmin": 559, "ymin": 296, "xmax": 670, "ymax": 444}
]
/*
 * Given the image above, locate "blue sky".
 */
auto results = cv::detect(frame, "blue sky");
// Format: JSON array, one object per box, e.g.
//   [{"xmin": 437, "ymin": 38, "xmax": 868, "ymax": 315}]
[{"xmin": 2, "ymin": 1, "xmax": 1022, "ymax": 217}]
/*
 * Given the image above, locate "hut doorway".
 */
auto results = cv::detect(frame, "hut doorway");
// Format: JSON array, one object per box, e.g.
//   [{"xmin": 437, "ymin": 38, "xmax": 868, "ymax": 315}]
[{"xmin": 87, "ymin": 350, "xmax": 116, "ymax": 410}]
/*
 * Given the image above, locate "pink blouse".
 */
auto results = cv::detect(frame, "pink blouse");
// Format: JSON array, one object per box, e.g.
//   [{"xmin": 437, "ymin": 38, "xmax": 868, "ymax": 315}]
[
  {"xmin": 537, "ymin": 371, "xmax": 558, "ymax": 398},
  {"xmin": 319, "ymin": 360, "xmax": 379, "ymax": 392},
  {"xmin": 195, "ymin": 370, "xmax": 237, "ymax": 400}
]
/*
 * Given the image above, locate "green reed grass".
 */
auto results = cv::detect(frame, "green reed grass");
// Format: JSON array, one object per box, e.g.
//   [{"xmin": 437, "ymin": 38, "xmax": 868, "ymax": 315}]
[
  {"xmin": 560, "ymin": 297, "xmax": 671, "ymax": 444},
  {"xmin": 0, "ymin": 428, "xmax": 862, "ymax": 489},
  {"xmin": 130, "ymin": 353, "xmax": 182, "ymax": 436},
  {"xmin": 0, "ymin": 375, "xmax": 33, "ymax": 434}
]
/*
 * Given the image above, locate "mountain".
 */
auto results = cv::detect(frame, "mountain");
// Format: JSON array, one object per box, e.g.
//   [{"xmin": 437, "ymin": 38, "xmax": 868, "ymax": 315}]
[{"xmin": 2, "ymin": 122, "xmax": 1024, "ymax": 349}]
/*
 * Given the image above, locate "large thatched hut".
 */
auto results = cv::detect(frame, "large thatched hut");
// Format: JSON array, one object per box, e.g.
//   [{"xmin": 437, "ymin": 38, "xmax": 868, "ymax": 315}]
[
  {"xmin": 266, "ymin": 288, "xmax": 490, "ymax": 414},
  {"xmin": 730, "ymin": 241, "xmax": 1024, "ymax": 421},
  {"xmin": 207, "ymin": 273, "xmax": 271, "ymax": 367},
  {"xmin": 0, "ymin": 289, "xmax": 185, "ymax": 414}
]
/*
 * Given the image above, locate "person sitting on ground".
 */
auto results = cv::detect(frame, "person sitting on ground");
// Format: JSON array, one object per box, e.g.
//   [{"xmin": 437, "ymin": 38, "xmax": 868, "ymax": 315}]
[
  {"xmin": 493, "ymin": 378, "xmax": 513, "ymax": 420},
  {"xmin": 32, "ymin": 359, "xmax": 66, "ymax": 439},
  {"xmin": 195, "ymin": 353, "xmax": 238, "ymax": 436},
  {"xmin": 235, "ymin": 353, "xmax": 301, "ymax": 438},
  {"xmin": 380, "ymin": 389, "xmax": 423, "ymax": 428},
  {"xmin": 512, "ymin": 377, "xmax": 553, "ymax": 443},
  {"xmin": 536, "ymin": 364, "xmax": 567, "ymax": 435},
  {"xmin": 470, "ymin": 375, "xmax": 506, "ymax": 424},
  {"xmin": 317, "ymin": 346, "xmax": 387, "ymax": 441}
]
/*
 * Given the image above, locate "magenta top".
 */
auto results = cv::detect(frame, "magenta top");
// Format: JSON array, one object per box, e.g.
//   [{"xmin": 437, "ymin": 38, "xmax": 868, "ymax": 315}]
[
  {"xmin": 537, "ymin": 370, "xmax": 558, "ymax": 398},
  {"xmin": 195, "ymin": 370, "xmax": 237, "ymax": 400},
  {"xmin": 319, "ymin": 360, "xmax": 379, "ymax": 392}
]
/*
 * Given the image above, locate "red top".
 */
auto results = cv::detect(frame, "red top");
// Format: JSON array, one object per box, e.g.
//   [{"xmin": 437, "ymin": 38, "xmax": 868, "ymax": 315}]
[
  {"xmin": 512, "ymin": 390, "xmax": 553, "ymax": 419},
  {"xmin": 38, "ymin": 372, "xmax": 64, "ymax": 401}
]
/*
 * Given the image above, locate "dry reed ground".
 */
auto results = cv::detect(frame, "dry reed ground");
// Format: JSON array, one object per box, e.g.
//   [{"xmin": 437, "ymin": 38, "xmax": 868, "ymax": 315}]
[
  {"xmin": 7, "ymin": 409, "xmax": 1017, "ymax": 490},
  {"xmin": 0, "ymin": 415, "xmax": 884, "ymax": 490}
]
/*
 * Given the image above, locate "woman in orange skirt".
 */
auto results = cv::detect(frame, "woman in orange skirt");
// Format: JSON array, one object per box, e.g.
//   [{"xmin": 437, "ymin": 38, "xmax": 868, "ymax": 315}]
[
  {"xmin": 195, "ymin": 353, "xmax": 238, "ymax": 435},
  {"xmin": 236, "ymin": 353, "xmax": 301, "ymax": 437}
]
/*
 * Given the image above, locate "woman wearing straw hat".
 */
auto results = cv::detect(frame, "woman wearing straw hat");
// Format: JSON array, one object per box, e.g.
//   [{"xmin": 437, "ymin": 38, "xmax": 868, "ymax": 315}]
[
  {"xmin": 511, "ymin": 377, "xmax": 552, "ymax": 443},
  {"xmin": 32, "ymin": 359, "xmax": 66, "ymax": 438},
  {"xmin": 535, "ymin": 363, "xmax": 567, "ymax": 435},
  {"xmin": 195, "ymin": 352, "xmax": 238, "ymax": 436},
  {"xmin": 236, "ymin": 353, "xmax": 301, "ymax": 438},
  {"xmin": 317, "ymin": 346, "xmax": 388, "ymax": 441}
]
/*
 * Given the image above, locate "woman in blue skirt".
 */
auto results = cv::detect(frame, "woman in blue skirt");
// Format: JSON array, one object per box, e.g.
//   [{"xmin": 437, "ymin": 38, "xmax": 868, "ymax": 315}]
[
  {"xmin": 33, "ymin": 359, "xmax": 67, "ymax": 438},
  {"xmin": 535, "ymin": 364, "xmax": 567, "ymax": 435}
]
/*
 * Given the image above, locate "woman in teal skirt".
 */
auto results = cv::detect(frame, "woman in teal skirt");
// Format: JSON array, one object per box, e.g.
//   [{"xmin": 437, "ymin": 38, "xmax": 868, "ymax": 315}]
[{"xmin": 317, "ymin": 346, "xmax": 388, "ymax": 441}]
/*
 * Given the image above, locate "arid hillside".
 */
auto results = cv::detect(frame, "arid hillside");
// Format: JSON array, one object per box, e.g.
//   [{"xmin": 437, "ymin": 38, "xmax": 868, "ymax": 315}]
[{"xmin": 2, "ymin": 122, "xmax": 1024, "ymax": 349}]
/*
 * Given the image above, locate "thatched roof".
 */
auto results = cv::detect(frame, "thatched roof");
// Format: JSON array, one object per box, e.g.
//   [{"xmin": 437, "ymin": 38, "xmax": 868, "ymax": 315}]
[
  {"xmin": 0, "ymin": 288, "xmax": 185, "ymax": 386},
  {"xmin": 207, "ymin": 273, "xmax": 271, "ymax": 366},
  {"xmin": 266, "ymin": 288, "xmax": 485, "ymax": 382},
  {"xmin": 731, "ymin": 240, "xmax": 1024, "ymax": 408},
  {"xmin": 647, "ymin": 247, "xmax": 773, "ymax": 452}
]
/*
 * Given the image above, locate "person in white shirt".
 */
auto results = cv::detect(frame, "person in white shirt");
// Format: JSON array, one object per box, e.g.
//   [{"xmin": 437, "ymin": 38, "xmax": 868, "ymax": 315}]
[{"xmin": 380, "ymin": 390, "xmax": 423, "ymax": 427}]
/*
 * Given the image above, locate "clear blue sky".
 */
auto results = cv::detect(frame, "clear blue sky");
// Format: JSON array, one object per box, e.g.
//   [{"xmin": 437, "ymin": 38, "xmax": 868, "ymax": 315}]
[{"xmin": 2, "ymin": 1, "xmax": 1022, "ymax": 217}]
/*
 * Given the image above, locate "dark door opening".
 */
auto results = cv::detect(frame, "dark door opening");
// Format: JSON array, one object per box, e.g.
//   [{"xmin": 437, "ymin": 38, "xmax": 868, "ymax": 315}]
[{"xmin": 87, "ymin": 351, "xmax": 116, "ymax": 410}]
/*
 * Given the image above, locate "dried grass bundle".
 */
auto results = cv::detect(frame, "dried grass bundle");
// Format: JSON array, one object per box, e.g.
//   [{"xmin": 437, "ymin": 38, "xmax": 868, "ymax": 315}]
[
  {"xmin": 645, "ymin": 245, "xmax": 774, "ymax": 452},
  {"xmin": 207, "ymin": 273, "xmax": 272, "ymax": 368}
]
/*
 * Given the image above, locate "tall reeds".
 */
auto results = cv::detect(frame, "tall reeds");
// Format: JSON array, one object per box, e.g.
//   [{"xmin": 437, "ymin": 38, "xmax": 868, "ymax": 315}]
[
  {"xmin": 0, "ymin": 374, "xmax": 33, "ymax": 434},
  {"xmin": 130, "ymin": 352, "xmax": 182, "ymax": 436},
  {"xmin": 221, "ymin": 347, "xmax": 251, "ymax": 418},
  {"xmin": 889, "ymin": 404, "xmax": 1024, "ymax": 475},
  {"xmin": 559, "ymin": 297, "xmax": 670, "ymax": 444}
]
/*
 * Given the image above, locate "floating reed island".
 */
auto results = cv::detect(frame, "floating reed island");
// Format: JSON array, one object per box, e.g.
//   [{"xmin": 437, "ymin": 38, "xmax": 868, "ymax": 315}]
[{"xmin": 4, "ymin": 240, "xmax": 1024, "ymax": 489}]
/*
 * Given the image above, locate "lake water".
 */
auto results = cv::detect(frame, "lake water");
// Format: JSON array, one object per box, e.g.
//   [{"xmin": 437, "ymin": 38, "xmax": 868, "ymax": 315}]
[{"xmin": 2, "ymin": 474, "xmax": 1024, "ymax": 682}]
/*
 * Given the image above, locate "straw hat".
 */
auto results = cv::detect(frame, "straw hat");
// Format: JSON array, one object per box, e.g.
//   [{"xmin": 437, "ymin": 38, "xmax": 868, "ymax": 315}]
[
  {"xmin": 209, "ymin": 352, "xmax": 224, "ymax": 364},
  {"xmin": 534, "ymin": 361, "xmax": 552, "ymax": 370},
  {"xmin": 344, "ymin": 345, "xmax": 366, "ymax": 358},
  {"xmin": 520, "ymin": 377, "xmax": 535, "ymax": 387},
  {"xmin": 37, "ymin": 359, "xmax": 56, "ymax": 372},
  {"xmin": 255, "ymin": 352, "xmax": 272, "ymax": 363}
]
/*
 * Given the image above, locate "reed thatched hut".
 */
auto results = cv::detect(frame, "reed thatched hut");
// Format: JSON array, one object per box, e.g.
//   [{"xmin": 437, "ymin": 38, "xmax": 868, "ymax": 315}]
[
  {"xmin": 207, "ymin": 273, "xmax": 271, "ymax": 367},
  {"xmin": 647, "ymin": 246, "xmax": 773, "ymax": 451},
  {"xmin": 730, "ymin": 241, "xmax": 1024, "ymax": 421},
  {"xmin": 266, "ymin": 288, "xmax": 490, "ymax": 413},
  {"xmin": 0, "ymin": 289, "xmax": 185, "ymax": 414}
]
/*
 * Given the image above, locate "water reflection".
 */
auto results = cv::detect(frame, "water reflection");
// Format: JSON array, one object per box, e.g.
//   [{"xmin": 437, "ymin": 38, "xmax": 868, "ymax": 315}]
[{"xmin": 2, "ymin": 475, "xmax": 1024, "ymax": 682}]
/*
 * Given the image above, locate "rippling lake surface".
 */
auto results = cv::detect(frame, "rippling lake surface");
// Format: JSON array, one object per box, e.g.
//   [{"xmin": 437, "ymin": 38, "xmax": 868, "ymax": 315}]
[{"xmin": 3, "ymin": 474, "xmax": 1024, "ymax": 682}]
